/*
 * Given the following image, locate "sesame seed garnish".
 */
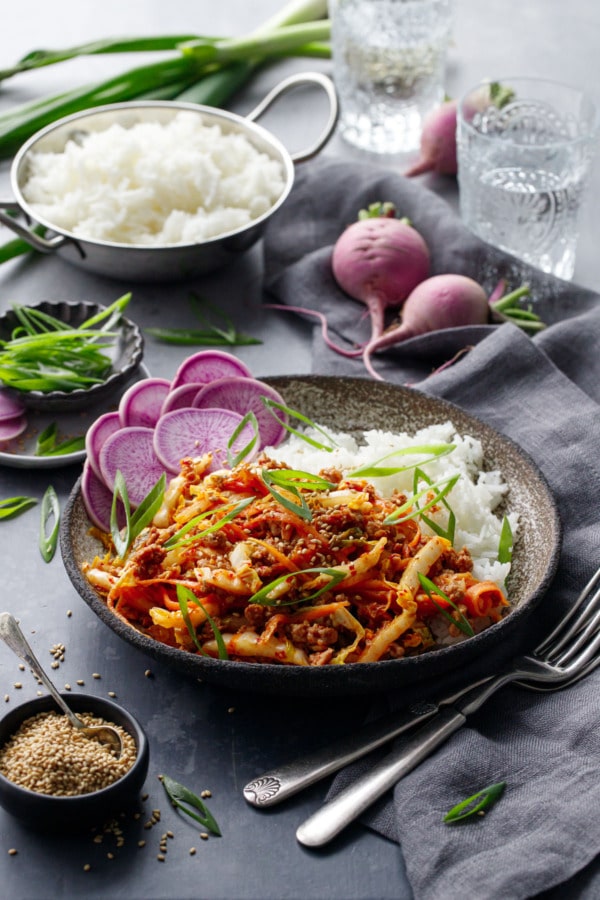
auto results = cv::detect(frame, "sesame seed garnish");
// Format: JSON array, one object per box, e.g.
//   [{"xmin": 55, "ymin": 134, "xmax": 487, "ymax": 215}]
[
  {"xmin": 67, "ymin": 610, "xmax": 72, "ymax": 617},
  {"xmin": 83, "ymin": 864, "xmax": 91, "ymax": 872},
  {"xmin": 76, "ymin": 680, "xmax": 85, "ymax": 686},
  {"xmin": 64, "ymin": 684, "xmax": 71, "ymax": 691},
  {"xmin": 200, "ymin": 790, "xmax": 212, "ymax": 799},
  {"xmin": 18, "ymin": 664, "xmax": 25, "ymax": 671},
  {"xmin": 144, "ymin": 669, "xmax": 153, "ymax": 678},
  {"xmin": 107, "ymin": 852, "xmax": 114, "ymax": 860},
  {"xmin": 200, "ymin": 833, "xmax": 209, "ymax": 841},
  {"xmin": 157, "ymin": 854, "xmax": 165, "ymax": 862},
  {"xmin": 8, "ymin": 849, "xmax": 17, "ymax": 856},
  {"xmin": 138, "ymin": 840, "xmax": 146, "ymax": 848},
  {"xmin": 92, "ymin": 673, "xmax": 101, "ymax": 679},
  {"xmin": 108, "ymin": 692, "xmax": 116, "ymax": 698},
  {"xmin": 13, "ymin": 683, "xmax": 22, "ymax": 690},
  {"xmin": 189, "ymin": 848, "xmax": 196, "ymax": 855},
  {"xmin": 227, "ymin": 707, "xmax": 235, "ymax": 713}
]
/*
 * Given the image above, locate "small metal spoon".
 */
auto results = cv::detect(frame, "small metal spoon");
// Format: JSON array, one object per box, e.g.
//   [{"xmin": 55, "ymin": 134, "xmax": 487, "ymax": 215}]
[{"xmin": 0, "ymin": 612, "xmax": 123, "ymax": 759}]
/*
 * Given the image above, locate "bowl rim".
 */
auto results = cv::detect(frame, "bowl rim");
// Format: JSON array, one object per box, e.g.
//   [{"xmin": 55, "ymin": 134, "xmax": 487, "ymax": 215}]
[{"xmin": 10, "ymin": 99, "xmax": 296, "ymax": 252}]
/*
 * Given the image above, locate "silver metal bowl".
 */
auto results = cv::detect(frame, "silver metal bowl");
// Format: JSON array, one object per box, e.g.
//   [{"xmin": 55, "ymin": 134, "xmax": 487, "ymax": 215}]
[{"xmin": 0, "ymin": 72, "xmax": 337, "ymax": 282}]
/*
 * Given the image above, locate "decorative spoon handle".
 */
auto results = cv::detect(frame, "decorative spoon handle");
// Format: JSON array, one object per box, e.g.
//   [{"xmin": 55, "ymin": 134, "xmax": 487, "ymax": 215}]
[{"xmin": 0, "ymin": 611, "xmax": 83, "ymax": 730}]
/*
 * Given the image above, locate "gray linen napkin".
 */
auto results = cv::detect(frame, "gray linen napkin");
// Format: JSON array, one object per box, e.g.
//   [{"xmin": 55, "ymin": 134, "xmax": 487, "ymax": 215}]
[{"xmin": 263, "ymin": 158, "xmax": 600, "ymax": 900}]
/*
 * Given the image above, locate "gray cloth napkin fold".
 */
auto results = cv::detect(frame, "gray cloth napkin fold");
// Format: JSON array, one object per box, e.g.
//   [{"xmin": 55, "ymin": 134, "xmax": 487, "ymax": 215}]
[{"xmin": 263, "ymin": 158, "xmax": 600, "ymax": 900}]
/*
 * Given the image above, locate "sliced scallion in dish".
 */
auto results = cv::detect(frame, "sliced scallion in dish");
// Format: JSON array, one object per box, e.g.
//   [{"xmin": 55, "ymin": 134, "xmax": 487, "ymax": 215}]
[{"xmin": 417, "ymin": 572, "xmax": 474, "ymax": 638}]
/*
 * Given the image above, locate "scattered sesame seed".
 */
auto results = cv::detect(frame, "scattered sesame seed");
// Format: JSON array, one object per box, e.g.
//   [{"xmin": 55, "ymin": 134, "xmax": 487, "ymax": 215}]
[
  {"xmin": 51, "ymin": 662, "xmax": 59, "ymax": 670},
  {"xmin": 108, "ymin": 692, "xmax": 116, "ymax": 698},
  {"xmin": 144, "ymin": 669, "xmax": 153, "ymax": 678},
  {"xmin": 142, "ymin": 792, "xmax": 149, "ymax": 800},
  {"xmin": 13, "ymin": 683, "xmax": 22, "ymax": 690},
  {"xmin": 166, "ymin": 830, "xmax": 174, "ymax": 839},
  {"xmin": 18, "ymin": 664, "xmax": 25, "ymax": 671},
  {"xmin": 83, "ymin": 864, "xmax": 91, "ymax": 872},
  {"xmin": 8, "ymin": 849, "xmax": 17, "ymax": 856},
  {"xmin": 227, "ymin": 707, "xmax": 235, "ymax": 713},
  {"xmin": 64, "ymin": 684, "xmax": 71, "ymax": 691},
  {"xmin": 93, "ymin": 835, "xmax": 103, "ymax": 844},
  {"xmin": 189, "ymin": 848, "xmax": 196, "ymax": 855},
  {"xmin": 138, "ymin": 840, "xmax": 146, "ymax": 848},
  {"xmin": 157, "ymin": 855, "xmax": 165, "ymax": 862},
  {"xmin": 76, "ymin": 680, "xmax": 85, "ymax": 686},
  {"xmin": 107, "ymin": 852, "xmax": 114, "ymax": 860},
  {"xmin": 92, "ymin": 673, "xmax": 101, "ymax": 679},
  {"xmin": 67, "ymin": 610, "xmax": 72, "ymax": 617},
  {"xmin": 200, "ymin": 790, "xmax": 212, "ymax": 799},
  {"xmin": 200, "ymin": 833, "xmax": 209, "ymax": 841},
  {"xmin": 4, "ymin": 695, "xmax": 8, "ymax": 703}
]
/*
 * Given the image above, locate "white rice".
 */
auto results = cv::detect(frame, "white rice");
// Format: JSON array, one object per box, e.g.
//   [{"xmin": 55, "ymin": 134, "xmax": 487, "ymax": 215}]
[
  {"xmin": 266, "ymin": 420, "xmax": 518, "ymax": 591},
  {"xmin": 22, "ymin": 112, "xmax": 286, "ymax": 246}
]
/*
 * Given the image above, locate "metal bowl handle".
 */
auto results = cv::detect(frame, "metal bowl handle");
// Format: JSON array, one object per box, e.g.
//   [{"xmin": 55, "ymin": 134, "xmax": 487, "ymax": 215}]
[
  {"xmin": 0, "ymin": 203, "xmax": 70, "ymax": 254},
  {"xmin": 245, "ymin": 71, "xmax": 338, "ymax": 163}
]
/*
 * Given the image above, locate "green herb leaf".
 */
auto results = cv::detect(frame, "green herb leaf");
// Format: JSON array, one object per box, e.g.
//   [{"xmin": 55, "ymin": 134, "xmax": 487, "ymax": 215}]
[
  {"xmin": 383, "ymin": 473, "xmax": 460, "ymax": 527},
  {"xmin": 0, "ymin": 495, "xmax": 37, "ymax": 520},
  {"xmin": 176, "ymin": 584, "xmax": 228, "ymax": 660},
  {"xmin": 348, "ymin": 443, "xmax": 456, "ymax": 478},
  {"xmin": 261, "ymin": 398, "xmax": 338, "ymax": 452},
  {"xmin": 34, "ymin": 421, "xmax": 85, "ymax": 456},
  {"xmin": 164, "ymin": 496, "xmax": 255, "ymax": 550},
  {"xmin": 159, "ymin": 773, "xmax": 222, "ymax": 835},
  {"xmin": 39, "ymin": 485, "xmax": 60, "ymax": 562},
  {"xmin": 444, "ymin": 781, "xmax": 506, "ymax": 823},
  {"xmin": 249, "ymin": 566, "xmax": 347, "ymax": 607},
  {"xmin": 410, "ymin": 466, "xmax": 457, "ymax": 544},
  {"xmin": 497, "ymin": 516, "xmax": 513, "ymax": 564},
  {"xmin": 227, "ymin": 410, "xmax": 259, "ymax": 468},
  {"xmin": 417, "ymin": 572, "xmax": 474, "ymax": 637},
  {"xmin": 262, "ymin": 469, "xmax": 337, "ymax": 492},
  {"xmin": 261, "ymin": 468, "xmax": 312, "ymax": 521},
  {"xmin": 146, "ymin": 293, "xmax": 260, "ymax": 346},
  {"xmin": 110, "ymin": 471, "xmax": 166, "ymax": 559}
]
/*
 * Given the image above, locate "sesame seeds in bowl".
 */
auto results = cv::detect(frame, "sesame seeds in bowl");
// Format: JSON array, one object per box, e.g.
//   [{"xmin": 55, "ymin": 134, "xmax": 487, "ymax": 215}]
[{"xmin": 0, "ymin": 694, "xmax": 149, "ymax": 830}]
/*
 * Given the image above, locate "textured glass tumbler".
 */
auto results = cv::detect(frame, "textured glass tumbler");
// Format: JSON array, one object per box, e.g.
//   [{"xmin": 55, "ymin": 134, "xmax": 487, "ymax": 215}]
[
  {"xmin": 329, "ymin": 0, "xmax": 453, "ymax": 154},
  {"xmin": 457, "ymin": 77, "xmax": 598, "ymax": 280}
]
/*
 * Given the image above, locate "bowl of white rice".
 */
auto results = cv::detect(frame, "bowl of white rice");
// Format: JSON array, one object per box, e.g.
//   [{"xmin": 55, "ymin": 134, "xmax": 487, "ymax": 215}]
[
  {"xmin": 0, "ymin": 73, "xmax": 337, "ymax": 282},
  {"xmin": 61, "ymin": 376, "xmax": 562, "ymax": 699}
]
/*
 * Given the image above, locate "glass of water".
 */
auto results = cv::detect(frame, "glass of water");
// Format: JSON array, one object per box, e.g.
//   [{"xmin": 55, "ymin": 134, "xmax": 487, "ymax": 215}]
[
  {"xmin": 457, "ymin": 77, "xmax": 599, "ymax": 280},
  {"xmin": 328, "ymin": 0, "xmax": 454, "ymax": 155}
]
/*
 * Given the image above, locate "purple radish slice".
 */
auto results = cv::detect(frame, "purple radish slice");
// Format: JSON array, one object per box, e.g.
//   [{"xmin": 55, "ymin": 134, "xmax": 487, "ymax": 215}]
[
  {"xmin": 119, "ymin": 377, "xmax": 171, "ymax": 428},
  {"xmin": 154, "ymin": 407, "xmax": 257, "ymax": 474},
  {"xmin": 193, "ymin": 377, "xmax": 288, "ymax": 450},
  {"xmin": 81, "ymin": 459, "xmax": 126, "ymax": 532},
  {"xmin": 160, "ymin": 382, "xmax": 205, "ymax": 415},
  {"xmin": 85, "ymin": 411, "xmax": 122, "ymax": 480},
  {"xmin": 170, "ymin": 350, "xmax": 252, "ymax": 391},
  {"xmin": 99, "ymin": 426, "xmax": 168, "ymax": 508},
  {"xmin": 0, "ymin": 390, "xmax": 26, "ymax": 421},
  {"xmin": 0, "ymin": 413, "xmax": 27, "ymax": 442}
]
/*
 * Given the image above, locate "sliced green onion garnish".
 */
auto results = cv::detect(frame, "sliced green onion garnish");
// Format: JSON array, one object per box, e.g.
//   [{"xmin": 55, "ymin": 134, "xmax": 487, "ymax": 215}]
[
  {"xmin": 0, "ymin": 495, "xmax": 37, "ymax": 520},
  {"xmin": 410, "ymin": 466, "xmax": 457, "ymax": 543},
  {"xmin": 146, "ymin": 293, "xmax": 260, "ymax": 346},
  {"xmin": 348, "ymin": 443, "xmax": 456, "ymax": 478},
  {"xmin": 164, "ymin": 496, "xmax": 255, "ymax": 550},
  {"xmin": 383, "ymin": 473, "xmax": 460, "ymax": 526},
  {"xmin": 261, "ymin": 468, "xmax": 312, "ymax": 521},
  {"xmin": 34, "ymin": 422, "xmax": 85, "ymax": 456},
  {"xmin": 39, "ymin": 485, "xmax": 60, "ymax": 562},
  {"xmin": 159, "ymin": 773, "xmax": 221, "ymax": 836},
  {"xmin": 262, "ymin": 469, "xmax": 337, "ymax": 492},
  {"xmin": 249, "ymin": 566, "xmax": 347, "ymax": 607},
  {"xmin": 261, "ymin": 397, "xmax": 338, "ymax": 452},
  {"xmin": 110, "ymin": 471, "xmax": 166, "ymax": 559},
  {"xmin": 443, "ymin": 781, "xmax": 506, "ymax": 823},
  {"xmin": 417, "ymin": 572, "xmax": 474, "ymax": 638},
  {"xmin": 227, "ymin": 410, "xmax": 259, "ymax": 468},
  {"xmin": 497, "ymin": 516, "xmax": 513, "ymax": 564},
  {"xmin": 176, "ymin": 584, "xmax": 228, "ymax": 660}
]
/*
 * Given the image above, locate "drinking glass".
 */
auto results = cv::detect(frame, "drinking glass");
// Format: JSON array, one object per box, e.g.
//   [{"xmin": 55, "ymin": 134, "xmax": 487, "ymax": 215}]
[
  {"xmin": 457, "ymin": 77, "xmax": 599, "ymax": 280},
  {"xmin": 328, "ymin": 0, "xmax": 454, "ymax": 155}
]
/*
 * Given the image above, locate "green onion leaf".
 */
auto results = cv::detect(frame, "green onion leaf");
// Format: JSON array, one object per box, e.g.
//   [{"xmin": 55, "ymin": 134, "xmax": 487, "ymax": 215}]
[
  {"xmin": 411, "ymin": 466, "xmax": 457, "ymax": 544},
  {"xmin": 164, "ymin": 496, "xmax": 255, "ymax": 550},
  {"xmin": 227, "ymin": 411, "xmax": 259, "ymax": 468},
  {"xmin": 497, "ymin": 516, "xmax": 513, "ymax": 564},
  {"xmin": 383, "ymin": 473, "xmax": 460, "ymax": 526},
  {"xmin": 348, "ymin": 443, "xmax": 456, "ymax": 478},
  {"xmin": 146, "ymin": 294, "xmax": 260, "ymax": 346},
  {"xmin": 262, "ymin": 469, "xmax": 337, "ymax": 492},
  {"xmin": 34, "ymin": 422, "xmax": 85, "ymax": 456},
  {"xmin": 261, "ymin": 468, "xmax": 312, "ymax": 521},
  {"xmin": 39, "ymin": 485, "xmax": 60, "ymax": 562},
  {"xmin": 417, "ymin": 572, "xmax": 474, "ymax": 638},
  {"xmin": 110, "ymin": 471, "xmax": 166, "ymax": 559},
  {"xmin": 159, "ymin": 773, "xmax": 222, "ymax": 836},
  {"xmin": 443, "ymin": 781, "xmax": 506, "ymax": 823},
  {"xmin": 261, "ymin": 398, "xmax": 338, "ymax": 452},
  {"xmin": 176, "ymin": 584, "xmax": 228, "ymax": 660},
  {"xmin": 249, "ymin": 566, "xmax": 347, "ymax": 607},
  {"xmin": 0, "ymin": 495, "xmax": 37, "ymax": 520}
]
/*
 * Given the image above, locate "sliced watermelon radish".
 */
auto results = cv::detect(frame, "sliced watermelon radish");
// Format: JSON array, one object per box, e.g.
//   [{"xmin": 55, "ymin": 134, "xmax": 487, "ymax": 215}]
[
  {"xmin": 99, "ymin": 426, "xmax": 168, "ymax": 507},
  {"xmin": 119, "ymin": 377, "xmax": 171, "ymax": 428},
  {"xmin": 85, "ymin": 411, "xmax": 122, "ymax": 480},
  {"xmin": 81, "ymin": 459, "xmax": 125, "ymax": 532},
  {"xmin": 170, "ymin": 350, "xmax": 252, "ymax": 391},
  {"xmin": 0, "ymin": 390, "xmax": 26, "ymax": 421},
  {"xmin": 160, "ymin": 382, "xmax": 205, "ymax": 415},
  {"xmin": 193, "ymin": 377, "xmax": 288, "ymax": 449},
  {"xmin": 153, "ymin": 407, "xmax": 257, "ymax": 474},
  {"xmin": 0, "ymin": 413, "xmax": 27, "ymax": 442}
]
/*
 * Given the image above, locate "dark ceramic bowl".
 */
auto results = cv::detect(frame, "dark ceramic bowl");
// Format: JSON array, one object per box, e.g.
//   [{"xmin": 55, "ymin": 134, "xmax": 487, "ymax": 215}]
[
  {"xmin": 0, "ymin": 693, "xmax": 149, "ymax": 830},
  {"xmin": 60, "ymin": 376, "xmax": 562, "ymax": 700},
  {"xmin": 0, "ymin": 300, "xmax": 144, "ymax": 412}
]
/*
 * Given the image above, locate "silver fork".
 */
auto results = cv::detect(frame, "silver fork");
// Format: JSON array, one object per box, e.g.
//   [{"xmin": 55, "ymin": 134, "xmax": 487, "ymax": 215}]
[
  {"xmin": 244, "ymin": 564, "xmax": 600, "ymax": 812},
  {"xmin": 291, "ymin": 565, "xmax": 600, "ymax": 847}
]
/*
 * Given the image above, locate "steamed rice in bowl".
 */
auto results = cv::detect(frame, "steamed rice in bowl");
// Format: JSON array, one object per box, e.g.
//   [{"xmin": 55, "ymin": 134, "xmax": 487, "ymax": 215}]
[{"xmin": 20, "ymin": 110, "xmax": 287, "ymax": 246}]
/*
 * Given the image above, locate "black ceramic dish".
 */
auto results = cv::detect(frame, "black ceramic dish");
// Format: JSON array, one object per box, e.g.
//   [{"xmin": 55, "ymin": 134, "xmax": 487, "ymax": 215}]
[
  {"xmin": 0, "ymin": 693, "xmax": 149, "ymax": 830},
  {"xmin": 0, "ymin": 299, "xmax": 144, "ymax": 412},
  {"xmin": 60, "ymin": 376, "xmax": 562, "ymax": 699}
]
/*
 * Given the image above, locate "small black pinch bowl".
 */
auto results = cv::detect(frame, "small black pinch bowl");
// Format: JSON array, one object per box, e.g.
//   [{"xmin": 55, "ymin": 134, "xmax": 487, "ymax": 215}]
[
  {"xmin": 0, "ymin": 299, "xmax": 144, "ymax": 412},
  {"xmin": 61, "ymin": 376, "xmax": 562, "ymax": 700},
  {"xmin": 0, "ymin": 693, "xmax": 149, "ymax": 831}
]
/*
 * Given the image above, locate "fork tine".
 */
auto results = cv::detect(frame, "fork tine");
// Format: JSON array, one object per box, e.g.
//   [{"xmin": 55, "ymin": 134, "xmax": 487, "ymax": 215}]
[
  {"xmin": 516, "ymin": 651, "xmax": 600, "ymax": 692},
  {"xmin": 548, "ymin": 598, "xmax": 600, "ymax": 667},
  {"xmin": 536, "ymin": 566, "xmax": 600, "ymax": 656}
]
